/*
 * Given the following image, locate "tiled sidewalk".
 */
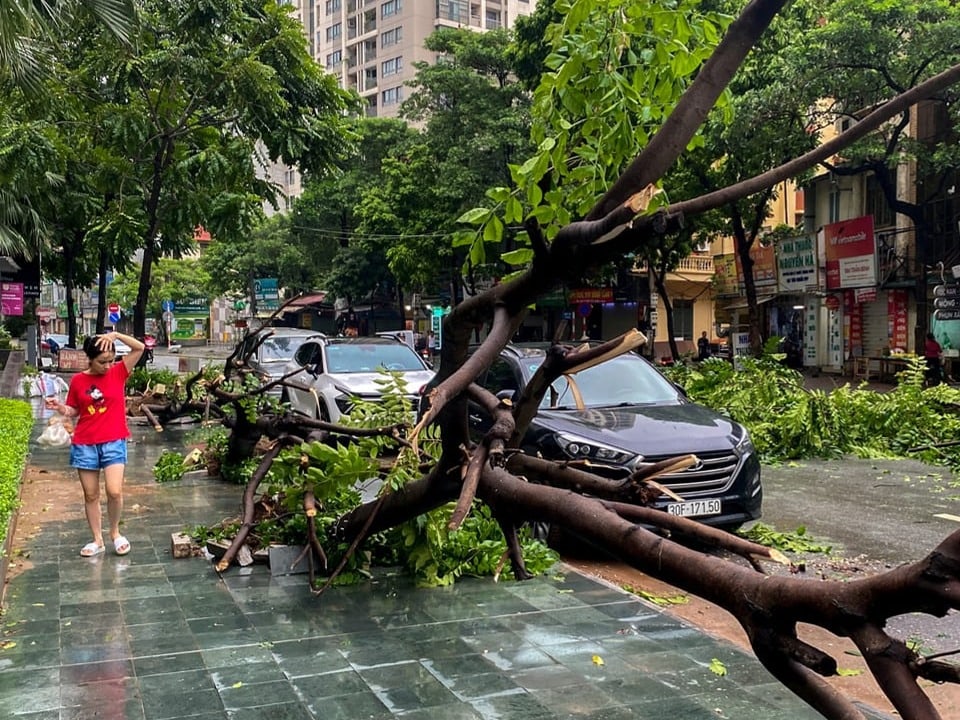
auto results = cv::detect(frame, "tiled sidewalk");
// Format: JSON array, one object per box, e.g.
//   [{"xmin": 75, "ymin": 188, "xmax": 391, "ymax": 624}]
[{"xmin": 0, "ymin": 412, "xmax": 889, "ymax": 720}]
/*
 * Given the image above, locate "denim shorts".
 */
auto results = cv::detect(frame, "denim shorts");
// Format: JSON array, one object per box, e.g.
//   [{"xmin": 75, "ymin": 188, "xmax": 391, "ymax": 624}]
[{"xmin": 70, "ymin": 439, "xmax": 128, "ymax": 470}]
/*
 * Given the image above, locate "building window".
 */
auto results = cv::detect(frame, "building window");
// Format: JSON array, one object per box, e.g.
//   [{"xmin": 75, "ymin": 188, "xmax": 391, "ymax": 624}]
[
  {"xmin": 382, "ymin": 0, "xmax": 401, "ymax": 19},
  {"xmin": 671, "ymin": 299, "xmax": 694, "ymax": 341},
  {"xmin": 381, "ymin": 56, "xmax": 402, "ymax": 77},
  {"xmin": 326, "ymin": 50, "xmax": 342, "ymax": 69},
  {"xmin": 381, "ymin": 26, "xmax": 402, "ymax": 47},
  {"xmin": 326, "ymin": 22, "xmax": 342, "ymax": 41},
  {"xmin": 485, "ymin": 10, "xmax": 501, "ymax": 28},
  {"xmin": 325, "ymin": 0, "xmax": 341, "ymax": 13},
  {"xmin": 828, "ymin": 186, "xmax": 842, "ymax": 223},
  {"xmin": 866, "ymin": 175, "xmax": 895, "ymax": 229},
  {"xmin": 438, "ymin": 0, "xmax": 467, "ymax": 22},
  {"xmin": 382, "ymin": 86, "xmax": 403, "ymax": 105}
]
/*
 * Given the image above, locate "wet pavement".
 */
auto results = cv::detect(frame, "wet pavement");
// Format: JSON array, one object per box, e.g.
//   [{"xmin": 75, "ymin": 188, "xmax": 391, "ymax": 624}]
[{"xmin": 0, "ymin": 401, "xmax": 894, "ymax": 720}]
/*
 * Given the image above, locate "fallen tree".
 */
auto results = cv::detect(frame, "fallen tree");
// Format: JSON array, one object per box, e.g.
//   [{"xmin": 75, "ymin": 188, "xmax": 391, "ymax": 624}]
[{"xmin": 157, "ymin": 1, "xmax": 960, "ymax": 717}]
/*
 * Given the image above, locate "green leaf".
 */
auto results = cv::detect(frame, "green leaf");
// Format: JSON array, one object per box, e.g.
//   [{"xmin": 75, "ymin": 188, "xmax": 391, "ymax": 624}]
[
  {"xmin": 708, "ymin": 658, "xmax": 727, "ymax": 677},
  {"xmin": 501, "ymin": 248, "xmax": 534, "ymax": 266},
  {"xmin": 456, "ymin": 207, "xmax": 492, "ymax": 225},
  {"xmin": 482, "ymin": 215, "xmax": 504, "ymax": 243},
  {"xmin": 505, "ymin": 196, "xmax": 523, "ymax": 224}
]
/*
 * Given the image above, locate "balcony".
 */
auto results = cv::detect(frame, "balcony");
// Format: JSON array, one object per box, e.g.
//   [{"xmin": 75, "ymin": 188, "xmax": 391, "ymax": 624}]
[{"xmin": 632, "ymin": 255, "xmax": 715, "ymax": 279}]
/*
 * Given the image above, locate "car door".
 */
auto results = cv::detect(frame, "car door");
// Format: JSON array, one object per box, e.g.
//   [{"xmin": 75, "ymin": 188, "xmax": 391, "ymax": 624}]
[{"xmin": 286, "ymin": 340, "xmax": 326, "ymax": 417}]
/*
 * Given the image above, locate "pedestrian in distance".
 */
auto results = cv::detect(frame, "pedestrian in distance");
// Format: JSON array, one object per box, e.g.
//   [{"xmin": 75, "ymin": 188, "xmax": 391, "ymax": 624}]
[
  {"xmin": 697, "ymin": 330, "xmax": 711, "ymax": 361},
  {"xmin": 924, "ymin": 332, "xmax": 943, "ymax": 386},
  {"xmin": 45, "ymin": 331, "xmax": 145, "ymax": 557},
  {"xmin": 427, "ymin": 330, "xmax": 437, "ymax": 359}
]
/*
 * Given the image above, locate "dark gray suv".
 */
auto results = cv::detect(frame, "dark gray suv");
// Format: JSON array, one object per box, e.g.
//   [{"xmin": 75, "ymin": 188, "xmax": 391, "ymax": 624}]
[{"xmin": 472, "ymin": 345, "xmax": 762, "ymax": 530}]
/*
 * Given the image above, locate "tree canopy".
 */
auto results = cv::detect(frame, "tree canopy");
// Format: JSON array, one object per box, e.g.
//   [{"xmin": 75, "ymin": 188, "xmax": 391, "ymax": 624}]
[{"xmin": 8, "ymin": 0, "xmax": 358, "ymax": 340}]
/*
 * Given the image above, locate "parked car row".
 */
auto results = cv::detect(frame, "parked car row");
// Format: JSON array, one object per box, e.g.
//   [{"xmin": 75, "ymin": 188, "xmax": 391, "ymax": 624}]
[
  {"xmin": 236, "ymin": 329, "xmax": 762, "ymax": 531},
  {"xmin": 42, "ymin": 334, "xmax": 131, "ymax": 357}
]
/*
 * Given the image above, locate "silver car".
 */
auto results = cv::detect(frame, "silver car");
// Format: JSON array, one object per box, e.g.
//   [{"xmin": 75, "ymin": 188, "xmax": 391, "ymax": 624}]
[
  {"xmin": 283, "ymin": 336, "xmax": 434, "ymax": 422},
  {"xmin": 236, "ymin": 328, "xmax": 321, "ymax": 397}
]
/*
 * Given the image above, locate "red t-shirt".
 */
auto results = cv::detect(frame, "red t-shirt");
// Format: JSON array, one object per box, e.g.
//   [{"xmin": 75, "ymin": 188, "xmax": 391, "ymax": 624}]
[
  {"xmin": 66, "ymin": 362, "xmax": 131, "ymax": 445},
  {"xmin": 925, "ymin": 338, "xmax": 943, "ymax": 359}
]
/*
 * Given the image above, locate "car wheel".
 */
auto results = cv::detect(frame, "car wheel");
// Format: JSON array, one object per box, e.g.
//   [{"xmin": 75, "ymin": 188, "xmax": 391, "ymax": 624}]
[{"xmin": 318, "ymin": 402, "xmax": 331, "ymax": 422}]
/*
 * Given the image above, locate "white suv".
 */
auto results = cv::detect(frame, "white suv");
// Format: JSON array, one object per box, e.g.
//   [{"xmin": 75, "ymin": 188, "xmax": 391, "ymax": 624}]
[{"xmin": 283, "ymin": 335, "xmax": 434, "ymax": 422}]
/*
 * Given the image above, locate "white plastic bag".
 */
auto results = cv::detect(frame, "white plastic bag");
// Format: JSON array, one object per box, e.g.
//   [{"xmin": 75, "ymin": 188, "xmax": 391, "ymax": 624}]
[
  {"xmin": 30, "ymin": 373, "xmax": 68, "ymax": 398},
  {"xmin": 37, "ymin": 416, "xmax": 72, "ymax": 448}
]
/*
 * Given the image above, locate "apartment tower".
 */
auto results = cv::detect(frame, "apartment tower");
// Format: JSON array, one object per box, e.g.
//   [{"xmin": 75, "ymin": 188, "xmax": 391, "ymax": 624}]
[{"xmin": 292, "ymin": 1, "xmax": 537, "ymax": 120}]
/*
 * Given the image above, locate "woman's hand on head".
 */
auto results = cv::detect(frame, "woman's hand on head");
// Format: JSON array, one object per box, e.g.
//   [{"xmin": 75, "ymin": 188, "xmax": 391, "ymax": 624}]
[{"xmin": 95, "ymin": 333, "xmax": 116, "ymax": 352}]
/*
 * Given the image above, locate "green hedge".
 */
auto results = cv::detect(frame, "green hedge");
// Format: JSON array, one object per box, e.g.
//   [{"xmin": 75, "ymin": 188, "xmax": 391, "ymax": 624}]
[{"xmin": 0, "ymin": 399, "xmax": 33, "ymax": 553}]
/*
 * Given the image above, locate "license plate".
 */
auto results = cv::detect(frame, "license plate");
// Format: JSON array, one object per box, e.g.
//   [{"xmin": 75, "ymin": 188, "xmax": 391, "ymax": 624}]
[{"xmin": 665, "ymin": 499, "xmax": 721, "ymax": 517}]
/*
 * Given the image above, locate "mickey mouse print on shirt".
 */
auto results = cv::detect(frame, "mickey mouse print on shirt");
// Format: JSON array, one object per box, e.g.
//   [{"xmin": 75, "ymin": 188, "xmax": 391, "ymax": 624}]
[{"xmin": 85, "ymin": 384, "xmax": 107, "ymax": 414}]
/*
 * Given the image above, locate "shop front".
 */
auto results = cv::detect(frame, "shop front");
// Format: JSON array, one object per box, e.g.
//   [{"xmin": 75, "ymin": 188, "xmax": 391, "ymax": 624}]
[
  {"xmin": 816, "ymin": 215, "xmax": 912, "ymax": 374},
  {"xmin": 170, "ymin": 297, "xmax": 210, "ymax": 345}
]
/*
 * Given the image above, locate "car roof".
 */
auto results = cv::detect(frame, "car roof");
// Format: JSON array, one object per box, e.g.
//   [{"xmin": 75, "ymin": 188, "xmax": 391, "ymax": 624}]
[
  {"xmin": 261, "ymin": 328, "xmax": 322, "ymax": 338},
  {"xmin": 321, "ymin": 336, "xmax": 409, "ymax": 346}
]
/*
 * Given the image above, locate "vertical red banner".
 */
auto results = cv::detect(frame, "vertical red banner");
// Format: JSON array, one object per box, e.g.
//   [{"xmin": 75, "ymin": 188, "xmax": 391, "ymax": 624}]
[
  {"xmin": 888, "ymin": 289, "xmax": 909, "ymax": 351},
  {"xmin": 847, "ymin": 291, "xmax": 863, "ymax": 357}
]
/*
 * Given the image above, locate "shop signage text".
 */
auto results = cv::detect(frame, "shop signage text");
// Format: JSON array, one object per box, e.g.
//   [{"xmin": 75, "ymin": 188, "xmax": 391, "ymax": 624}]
[
  {"xmin": 569, "ymin": 288, "xmax": 613, "ymax": 304},
  {"xmin": 822, "ymin": 215, "xmax": 876, "ymax": 290}
]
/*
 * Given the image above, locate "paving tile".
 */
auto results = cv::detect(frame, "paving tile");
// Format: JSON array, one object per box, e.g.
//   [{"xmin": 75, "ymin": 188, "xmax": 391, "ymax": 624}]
[
  {"xmin": 469, "ymin": 690, "xmax": 555, "ymax": 719},
  {"xmin": 218, "ymin": 678, "xmax": 302, "ymax": 709},
  {"xmin": 60, "ymin": 676, "xmax": 141, "ymax": 709},
  {"xmin": 140, "ymin": 689, "xmax": 226, "ymax": 720},
  {"xmin": 300, "ymin": 690, "xmax": 392, "ymax": 719},
  {"xmin": 225, "ymin": 703, "xmax": 314, "ymax": 720},
  {"xmin": 203, "ymin": 644, "xmax": 278, "ymax": 670},
  {"xmin": 134, "ymin": 650, "xmax": 206, "ymax": 677}
]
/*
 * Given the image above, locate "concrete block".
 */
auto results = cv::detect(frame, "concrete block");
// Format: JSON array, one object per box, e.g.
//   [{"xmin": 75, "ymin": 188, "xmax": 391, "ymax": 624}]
[{"xmin": 171, "ymin": 532, "xmax": 193, "ymax": 558}]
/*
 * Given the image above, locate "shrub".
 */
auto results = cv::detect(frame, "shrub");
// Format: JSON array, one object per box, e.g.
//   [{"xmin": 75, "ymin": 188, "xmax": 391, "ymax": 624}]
[
  {"xmin": 665, "ymin": 353, "xmax": 960, "ymax": 468},
  {"xmin": 0, "ymin": 400, "xmax": 33, "ymax": 553}
]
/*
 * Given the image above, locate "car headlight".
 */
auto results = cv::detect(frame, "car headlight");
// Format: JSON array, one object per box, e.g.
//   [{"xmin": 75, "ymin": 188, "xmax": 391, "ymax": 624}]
[
  {"xmin": 556, "ymin": 433, "xmax": 635, "ymax": 465},
  {"xmin": 734, "ymin": 426, "xmax": 755, "ymax": 455},
  {"xmin": 334, "ymin": 393, "xmax": 354, "ymax": 414}
]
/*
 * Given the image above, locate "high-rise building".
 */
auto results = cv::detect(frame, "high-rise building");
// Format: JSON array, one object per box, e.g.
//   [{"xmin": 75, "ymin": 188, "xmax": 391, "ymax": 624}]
[
  {"xmin": 261, "ymin": 1, "xmax": 537, "ymax": 213},
  {"xmin": 292, "ymin": 0, "xmax": 537, "ymax": 120}
]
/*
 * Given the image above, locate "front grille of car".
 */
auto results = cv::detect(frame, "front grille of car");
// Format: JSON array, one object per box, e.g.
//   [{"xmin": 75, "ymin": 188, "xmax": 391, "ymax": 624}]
[{"xmin": 640, "ymin": 450, "xmax": 741, "ymax": 496}]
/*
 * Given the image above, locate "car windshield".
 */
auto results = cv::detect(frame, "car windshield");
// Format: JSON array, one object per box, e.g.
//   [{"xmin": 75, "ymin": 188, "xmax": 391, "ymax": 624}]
[
  {"xmin": 523, "ymin": 354, "xmax": 679, "ymax": 408},
  {"xmin": 325, "ymin": 343, "xmax": 425, "ymax": 373},
  {"xmin": 260, "ymin": 336, "xmax": 308, "ymax": 363}
]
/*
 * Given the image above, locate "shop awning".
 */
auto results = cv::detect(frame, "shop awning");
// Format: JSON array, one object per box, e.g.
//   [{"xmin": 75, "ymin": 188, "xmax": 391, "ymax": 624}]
[
  {"xmin": 283, "ymin": 292, "xmax": 330, "ymax": 308},
  {"xmin": 715, "ymin": 295, "xmax": 775, "ymax": 324},
  {"xmin": 718, "ymin": 295, "xmax": 776, "ymax": 311}
]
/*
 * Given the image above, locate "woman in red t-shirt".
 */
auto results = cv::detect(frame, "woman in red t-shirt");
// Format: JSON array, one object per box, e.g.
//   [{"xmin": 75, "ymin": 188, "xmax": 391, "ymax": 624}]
[{"xmin": 46, "ymin": 332, "xmax": 145, "ymax": 557}]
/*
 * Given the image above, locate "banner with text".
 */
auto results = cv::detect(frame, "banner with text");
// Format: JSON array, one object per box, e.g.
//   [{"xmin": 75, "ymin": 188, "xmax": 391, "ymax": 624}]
[
  {"xmin": 775, "ymin": 234, "xmax": 818, "ymax": 293},
  {"xmin": 823, "ymin": 215, "xmax": 876, "ymax": 290}
]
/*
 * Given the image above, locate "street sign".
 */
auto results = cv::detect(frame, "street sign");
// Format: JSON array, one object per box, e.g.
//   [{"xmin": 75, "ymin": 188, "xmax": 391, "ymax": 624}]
[
  {"xmin": 108, "ymin": 303, "xmax": 120, "ymax": 313},
  {"xmin": 935, "ymin": 308, "xmax": 960, "ymax": 321},
  {"xmin": 254, "ymin": 278, "xmax": 279, "ymax": 311},
  {"xmin": 162, "ymin": 311, "xmax": 173, "ymax": 322},
  {"xmin": 161, "ymin": 299, "xmax": 174, "ymax": 312},
  {"xmin": 935, "ymin": 297, "xmax": 960, "ymax": 310},
  {"xmin": 934, "ymin": 284, "xmax": 960, "ymax": 298}
]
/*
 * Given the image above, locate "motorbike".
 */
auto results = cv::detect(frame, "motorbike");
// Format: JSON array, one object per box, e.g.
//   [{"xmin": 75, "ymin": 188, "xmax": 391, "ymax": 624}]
[{"xmin": 143, "ymin": 335, "xmax": 157, "ymax": 364}]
